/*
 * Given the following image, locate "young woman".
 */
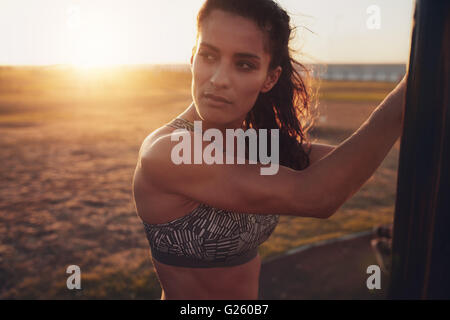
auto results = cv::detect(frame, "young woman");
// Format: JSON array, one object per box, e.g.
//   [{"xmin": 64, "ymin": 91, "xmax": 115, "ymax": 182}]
[{"xmin": 132, "ymin": 0, "xmax": 406, "ymax": 300}]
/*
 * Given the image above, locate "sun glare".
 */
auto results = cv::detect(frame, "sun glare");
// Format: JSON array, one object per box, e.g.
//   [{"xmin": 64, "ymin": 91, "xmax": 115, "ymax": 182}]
[{"xmin": 66, "ymin": 6, "xmax": 129, "ymax": 69}]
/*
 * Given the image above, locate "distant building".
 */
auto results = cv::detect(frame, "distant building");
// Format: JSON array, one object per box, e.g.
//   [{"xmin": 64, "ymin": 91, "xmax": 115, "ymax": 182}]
[{"xmin": 310, "ymin": 64, "xmax": 406, "ymax": 82}]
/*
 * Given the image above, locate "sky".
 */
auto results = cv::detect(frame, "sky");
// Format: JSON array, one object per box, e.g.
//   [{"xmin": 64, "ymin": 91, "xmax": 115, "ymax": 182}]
[{"xmin": 0, "ymin": 0, "xmax": 415, "ymax": 66}]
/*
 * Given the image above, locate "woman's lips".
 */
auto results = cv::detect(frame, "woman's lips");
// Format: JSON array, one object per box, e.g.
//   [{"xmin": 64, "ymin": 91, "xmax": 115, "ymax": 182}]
[{"xmin": 204, "ymin": 93, "xmax": 232, "ymax": 104}]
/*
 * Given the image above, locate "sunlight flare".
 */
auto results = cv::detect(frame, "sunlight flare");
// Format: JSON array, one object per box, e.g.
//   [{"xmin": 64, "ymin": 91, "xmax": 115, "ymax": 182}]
[{"xmin": 66, "ymin": 6, "xmax": 129, "ymax": 69}]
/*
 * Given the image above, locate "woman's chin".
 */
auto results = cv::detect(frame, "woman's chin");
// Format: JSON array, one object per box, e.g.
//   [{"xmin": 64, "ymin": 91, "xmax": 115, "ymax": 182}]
[
  {"xmin": 194, "ymin": 100, "xmax": 243, "ymax": 128},
  {"xmin": 196, "ymin": 105, "xmax": 227, "ymax": 124}
]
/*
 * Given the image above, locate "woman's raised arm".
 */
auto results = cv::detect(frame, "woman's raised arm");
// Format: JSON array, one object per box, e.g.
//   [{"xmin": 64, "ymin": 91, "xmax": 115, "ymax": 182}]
[
  {"xmin": 140, "ymin": 78, "xmax": 406, "ymax": 219},
  {"xmin": 140, "ymin": 131, "xmax": 335, "ymax": 219},
  {"xmin": 307, "ymin": 77, "xmax": 406, "ymax": 215}
]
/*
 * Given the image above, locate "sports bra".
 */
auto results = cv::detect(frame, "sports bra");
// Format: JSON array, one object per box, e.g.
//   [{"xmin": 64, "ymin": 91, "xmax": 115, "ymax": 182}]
[{"xmin": 141, "ymin": 117, "xmax": 280, "ymax": 268}]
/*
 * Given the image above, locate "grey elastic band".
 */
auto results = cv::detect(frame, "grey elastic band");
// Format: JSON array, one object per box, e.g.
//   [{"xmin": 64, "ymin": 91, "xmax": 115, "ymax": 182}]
[{"xmin": 150, "ymin": 248, "xmax": 258, "ymax": 268}]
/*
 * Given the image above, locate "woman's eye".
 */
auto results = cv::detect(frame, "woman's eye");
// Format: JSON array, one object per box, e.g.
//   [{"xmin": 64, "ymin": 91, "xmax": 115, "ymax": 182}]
[
  {"xmin": 237, "ymin": 62, "xmax": 255, "ymax": 70},
  {"xmin": 199, "ymin": 52, "xmax": 215, "ymax": 61}
]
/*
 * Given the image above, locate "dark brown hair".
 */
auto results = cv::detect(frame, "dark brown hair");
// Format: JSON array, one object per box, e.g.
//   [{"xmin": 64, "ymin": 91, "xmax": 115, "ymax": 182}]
[{"xmin": 194, "ymin": 0, "xmax": 317, "ymax": 170}]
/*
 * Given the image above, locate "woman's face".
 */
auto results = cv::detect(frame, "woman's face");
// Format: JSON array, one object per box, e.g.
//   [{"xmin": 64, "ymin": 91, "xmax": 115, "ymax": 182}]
[{"xmin": 190, "ymin": 9, "xmax": 281, "ymax": 128}]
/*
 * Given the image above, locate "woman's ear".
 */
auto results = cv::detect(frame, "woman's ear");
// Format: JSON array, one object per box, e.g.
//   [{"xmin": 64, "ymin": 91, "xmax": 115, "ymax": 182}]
[{"xmin": 261, "ymin": 66, "xmax": 282, "ymax": 93}]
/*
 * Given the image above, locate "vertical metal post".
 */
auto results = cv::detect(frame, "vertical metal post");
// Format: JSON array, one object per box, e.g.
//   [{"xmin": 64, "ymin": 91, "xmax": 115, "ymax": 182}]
[{"xmin": 388, "ymin": 0, "xmax": 450, "ymax": 299}]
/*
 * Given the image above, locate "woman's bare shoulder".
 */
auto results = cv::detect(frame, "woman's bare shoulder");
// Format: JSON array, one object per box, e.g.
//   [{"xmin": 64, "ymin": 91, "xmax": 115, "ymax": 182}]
[{"xmin": 139, "ymin": 124, "xmax": 179, "ymax": 158}]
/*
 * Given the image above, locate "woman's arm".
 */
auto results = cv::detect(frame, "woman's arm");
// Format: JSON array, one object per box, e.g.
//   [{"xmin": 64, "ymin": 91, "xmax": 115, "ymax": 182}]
[
  {"xmin": 304, "ymin": 143, "xmax": 336, "ymax": 165},
  {"xmin": 141, "ymin": 78, "xmax": 406, "ymax": 219},
  {"xmin": 305, "ymin": 77, "xmax": 406, "ymax": 216},
  {"xmin": 140, "ymin": 133, "xmax": 334, "ymax": 219}
]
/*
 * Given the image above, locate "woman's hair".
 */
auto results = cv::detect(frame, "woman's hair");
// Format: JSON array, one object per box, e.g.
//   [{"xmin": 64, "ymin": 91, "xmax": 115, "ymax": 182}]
[{"xmin": 194, "ymin": 0, "xmax": 318, "ymax": 170}]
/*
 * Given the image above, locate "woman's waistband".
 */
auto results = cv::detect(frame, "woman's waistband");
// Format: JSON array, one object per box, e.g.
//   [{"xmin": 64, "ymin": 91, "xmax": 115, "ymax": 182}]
[{"xmin": 150, "ymin": 247, "xmax": 258, "ymax": 268}]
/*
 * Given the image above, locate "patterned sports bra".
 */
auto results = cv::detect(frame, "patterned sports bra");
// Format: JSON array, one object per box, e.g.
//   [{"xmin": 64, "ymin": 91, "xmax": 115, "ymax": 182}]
[{"xmin": 141, "ymin": 117, "xmax": 280, "ymax": 268}]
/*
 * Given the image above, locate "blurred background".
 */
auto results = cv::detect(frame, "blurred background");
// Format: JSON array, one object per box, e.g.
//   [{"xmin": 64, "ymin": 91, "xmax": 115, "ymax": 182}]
[{"xmin": 0, "ymin": 0, "xmax": 414, "ymax": 299}]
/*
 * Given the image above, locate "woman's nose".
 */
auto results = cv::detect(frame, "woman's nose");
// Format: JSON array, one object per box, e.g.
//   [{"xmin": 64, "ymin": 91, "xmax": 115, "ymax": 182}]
[{"xmin": 210, "ymin": 63, "xmax": 230, "ymax": 88}]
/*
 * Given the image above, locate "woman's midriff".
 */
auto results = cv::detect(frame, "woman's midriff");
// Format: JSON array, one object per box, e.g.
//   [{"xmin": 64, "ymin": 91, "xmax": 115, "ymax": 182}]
[{"xmin": 152, "ymin": 253, "xmax": 262, "ymax": 300}]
